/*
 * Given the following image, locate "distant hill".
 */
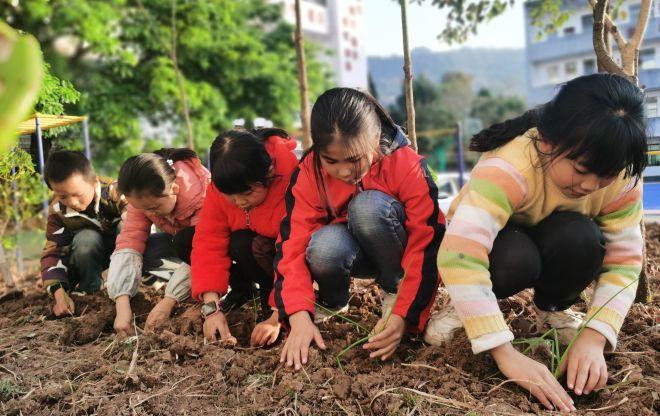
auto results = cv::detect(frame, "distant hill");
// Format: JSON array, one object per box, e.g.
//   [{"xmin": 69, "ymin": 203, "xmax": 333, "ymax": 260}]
[{"xmin": 368, "ymin": 47, "xmax": 527, "ymax": 106}]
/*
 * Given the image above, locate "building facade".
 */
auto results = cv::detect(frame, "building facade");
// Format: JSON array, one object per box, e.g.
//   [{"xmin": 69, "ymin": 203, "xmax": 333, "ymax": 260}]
[{"xmin": 274, "ymin": 0, "xmax": 368, "ymax": 89}]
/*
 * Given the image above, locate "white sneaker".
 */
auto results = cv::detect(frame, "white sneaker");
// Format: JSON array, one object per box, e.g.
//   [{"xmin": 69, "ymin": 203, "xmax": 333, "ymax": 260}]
[
  {"xmin": 534, "ymin": 306, "xmax": 585, "ymax": 344},
  {"xmin": 314, "ymin": 303, "xmax": 348, "ymax": 324},
  {"xmin": 381, "ymin": 290, "xmax": 397, "ymax": 319},
  {"xmin": 422, "ymin": 304, "xmax": 463, "ymax": 346}
]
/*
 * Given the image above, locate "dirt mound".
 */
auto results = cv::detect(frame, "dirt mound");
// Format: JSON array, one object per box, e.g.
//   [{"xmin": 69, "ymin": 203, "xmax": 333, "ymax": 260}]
[{"xmin": 0, "ymin": 224, "xmax": 658, "ymax": 415}]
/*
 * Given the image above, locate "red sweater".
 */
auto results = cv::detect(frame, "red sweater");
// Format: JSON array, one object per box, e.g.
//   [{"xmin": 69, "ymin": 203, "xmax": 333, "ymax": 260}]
[
  {"xmin": 272, "ymin": 130, "xmax": 445, "ymax": 332},
  {"xmin": 190, "ymin": 135, "xmax": 298, "ymax": 300}
]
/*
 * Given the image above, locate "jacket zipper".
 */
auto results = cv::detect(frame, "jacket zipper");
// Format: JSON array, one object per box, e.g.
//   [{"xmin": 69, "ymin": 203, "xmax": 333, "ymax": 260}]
[{"xmin": 244, "ymin": 208, "xmax": 251, "ymax": 227}]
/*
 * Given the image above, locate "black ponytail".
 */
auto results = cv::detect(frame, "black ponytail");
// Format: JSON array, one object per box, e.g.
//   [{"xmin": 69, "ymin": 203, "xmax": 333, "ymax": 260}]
[
  {"xmin": 210, "ymin": 128, "xmax": 289, "ymax": 194},
  {"xmin": 470, "ymin": 107, "xmax": 542, "ymax": 152},
  {"xmin": 118, "ymin": 148, "xmax": 199, "ymax": 197}
]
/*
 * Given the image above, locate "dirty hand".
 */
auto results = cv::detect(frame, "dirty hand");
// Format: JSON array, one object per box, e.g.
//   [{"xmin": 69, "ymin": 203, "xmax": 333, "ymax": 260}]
[
  {"xmin": 559, "ymin": 327, "xmax": 608, "ymax": 396},
  {"xmin": 52, "ymin": 288, "xmax": 75, "ymax": 317},
  {"xmin": 250, "ymin": 310, "xmax": 281, "ymax": 347},
  {"xmin": 363, "ymin": 314, "xmax": 406, "ymax": 361},
  {"xmin": 113, "ymin": 295, "xmax": 133, "ymax": 338},
  {"xmin": 492, "ymin": 343, "xmax": 575, "ymax": 412},
  {"xmin": 144, "ymin": 297, "xmax": 177, "ymax": 332},
  {"xmin": 203, "ymin": 311, "xmax": 237, "ymax": 345},
  {"xmin": 280, "ymin": 311, "xmax": 326, "ymax": 371}
]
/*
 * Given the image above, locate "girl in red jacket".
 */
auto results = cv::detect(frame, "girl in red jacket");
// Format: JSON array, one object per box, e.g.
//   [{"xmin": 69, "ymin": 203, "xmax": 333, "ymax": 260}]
[
  {"xmin": 190, "ymin": 128, "xmax": 298, "ymax": 345},
  {"xmin": 107, "ymin": 148, "xmax": 211, "ymax": 337},
  {"xmin": 274, "ymin": 88, "xmax": 445, "ymax": 371}
]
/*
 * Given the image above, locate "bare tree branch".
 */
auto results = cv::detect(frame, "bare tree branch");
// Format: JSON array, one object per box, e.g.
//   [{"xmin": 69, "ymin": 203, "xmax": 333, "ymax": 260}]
[
  {"xmin": 629, "ymin": 0, "xmax": 652, "ymax": 50},
  {"xmin": 593, "ymin": 0, "xmax": 626, "ymax": 75},
  {"xmin": 587, "ymin": 0, "xmax": 626, "ymax": 52},
  {"xmin": 400, "ymin": 0, "xmax": 417, "ymax": 152},
  {"xmin": 294, "ymin": 0, "xmax": 312, "ymax": 150}
]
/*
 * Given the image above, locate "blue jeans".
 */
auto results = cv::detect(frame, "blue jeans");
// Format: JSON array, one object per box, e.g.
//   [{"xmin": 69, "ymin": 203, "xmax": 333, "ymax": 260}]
[{"xmin": 306, "ymin": 190, "xmax": 408, "ymax": 308}]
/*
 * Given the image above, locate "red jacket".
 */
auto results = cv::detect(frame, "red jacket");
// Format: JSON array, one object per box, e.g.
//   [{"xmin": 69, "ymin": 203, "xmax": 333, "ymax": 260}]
[
  {"xmin": 191, "ymin": 135, "xmax": 298, "ymax": 301},
  {"xmin": 115, "ymin": 158, "xmax": 211, "ymax": 254},
  {"xmin": 272, "ymin": 130, "xmax": 445, "ymax": 332}
]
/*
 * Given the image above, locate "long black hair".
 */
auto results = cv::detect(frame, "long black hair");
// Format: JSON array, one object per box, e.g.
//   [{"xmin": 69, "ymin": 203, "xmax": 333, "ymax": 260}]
[
  {"xmin": 210, "ymin": 128, "xmax": 289, "ymax": 194},
  {"xmin": 470, "ymin": 73, "xmax": 648, "ymax": 178},
  {"xmin": 308, "ymin": 88, "xmax": 400, "ymax": 212},
  {"xmin": 118, "ymin": 148, "xmax": 198, "ymax": 197}
]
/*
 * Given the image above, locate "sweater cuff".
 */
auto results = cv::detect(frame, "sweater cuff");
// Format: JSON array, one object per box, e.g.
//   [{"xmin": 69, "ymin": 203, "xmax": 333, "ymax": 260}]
[
  {"xmin": 470, "ymin": 329, "xmax": 514, "ymax": 354},
  {"xmin": 462, "ymin": 313, "xmax": 510, "ymax": 339},
  {"xmin": 585, "ymin": 319, "xmax": 618, "ymax": 351}
]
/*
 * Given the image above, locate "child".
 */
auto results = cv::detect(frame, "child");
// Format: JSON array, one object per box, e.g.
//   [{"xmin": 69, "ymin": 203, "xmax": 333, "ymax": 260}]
[
  {"xmin": 41, "ymin": 150, "xmax": 125, "ymax": 317},
  {"xmin": 190, "ymin": 128, "xmax": 298, "ymax": 346},
  {"xmin": 107, "ymin": 148, "xmax": 210, "ymax": 337},
  {"xmin": 425, "ymin": 74, "xmax": 647, "ymax": 412},
  {"xmin": 273, "ymin": 88, "xmax": 445, "ymax": 370}
]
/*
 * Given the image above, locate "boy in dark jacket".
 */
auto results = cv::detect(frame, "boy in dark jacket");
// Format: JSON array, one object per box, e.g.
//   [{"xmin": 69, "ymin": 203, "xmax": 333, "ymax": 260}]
[{"xmin": 41, "ymin": 150, "xmax": 125, "ymax": 316}]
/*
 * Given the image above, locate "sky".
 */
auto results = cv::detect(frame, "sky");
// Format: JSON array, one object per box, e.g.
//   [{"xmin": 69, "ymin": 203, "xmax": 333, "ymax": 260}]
[{"xmin": 363, "ymin": 0, "xmax": 526, "ymax": 57}]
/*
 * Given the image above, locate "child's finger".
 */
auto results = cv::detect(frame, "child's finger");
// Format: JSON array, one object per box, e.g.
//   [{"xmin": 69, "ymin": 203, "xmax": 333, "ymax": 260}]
[
  {"xmin": 584, "ymin": 363, "xmax": 600, "ymax": 394},
  {"xmin": 293, "ymin": 343, "xmax": 303, "ymax": 370},
  {"xmin": 370, "ymin": 342, "xmax": 397, "ymax": 360},
  {"xmin": 313, "ymin": 328, "xmax": 326, "ymax": 350},
  {"xmin": 280, "ymin": 342, "xmax": 288, "ymax": 363},
  {"xmin": 574, "ymin": 362, "xmax": 589, "ymax": 395},
  {"xmin": 597, "ymin": 364, "xmax": 608, "ymax": 390},
  {"xmin": 566, "ymin": 356, "xmax": 579, "ymax": 390},
  {"xmin": 267, "ymin": 331, "xmax": 278, "ymax": 345},
  {"xmin": 368, "ymin": 324, "xmax": 395, "ymax": 343}
]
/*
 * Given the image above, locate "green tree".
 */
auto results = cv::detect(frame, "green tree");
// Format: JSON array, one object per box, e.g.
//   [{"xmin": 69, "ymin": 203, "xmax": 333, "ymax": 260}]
[
  {"xmin": 2, "ymin": 0, "xmax": 330, "ymax": 173},
  {"xmin": 470, "ymin": 88, "xmax": 525, "ymax": 128}
]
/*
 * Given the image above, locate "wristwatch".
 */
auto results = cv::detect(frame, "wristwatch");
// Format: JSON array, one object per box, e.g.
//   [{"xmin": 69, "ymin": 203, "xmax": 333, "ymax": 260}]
[
  {"xmin": 200, "ymin": 299, "xmax": 222, "ymax": 319},
  {"xmin": 46, "ymin": 281, "xmax": 68, "ymax": 298}
]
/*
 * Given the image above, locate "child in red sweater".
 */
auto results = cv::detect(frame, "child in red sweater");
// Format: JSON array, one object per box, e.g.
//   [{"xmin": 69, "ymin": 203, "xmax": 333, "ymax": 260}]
[{"xmin": 190, "ymin": 128, "xmax": 298, "ymax": 345}]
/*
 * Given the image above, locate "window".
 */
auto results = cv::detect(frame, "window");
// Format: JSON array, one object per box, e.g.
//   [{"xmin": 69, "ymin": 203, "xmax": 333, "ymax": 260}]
[
  {"xmin": 583, "ymin": 59, "xmax": 596, "ymax": 75},
  {"xmin": 581, "ymin": 14, "xmax": 594, "ymax": 31},
  {"xmin": 629, "ymin": 4, "xmax": 640, "ymax": 23},
  {"xmin": 565, "ymin": 61, "xmax": 577, "ymax": 76},
  {"xmin": 640, "ymin": 48, "xmax": 656, "ymax": 69},
  {"xmin": 345, "ymin": 61, "xmax": 352, "ymax": 71},
  {"xmin": 547, "ymin": 65, "xmax": 560, "ymax": 83},
  {"xmin": 351, "ymin": 37, "xmax": 358, "ymax": 47},
  {"xmin": 646, "ymin": 96, "xmax": 658, "ymax": 117},
  {"xmin": 563, "ymin": 26, "xmax": 576, "ymax": 36},
  {"xmin": 308, "ymin": 9, "xmax": 314, "ymax": 22},
  {"xmin": 343, "ymin": 31, "xmax": 349, "ymax": 40}
]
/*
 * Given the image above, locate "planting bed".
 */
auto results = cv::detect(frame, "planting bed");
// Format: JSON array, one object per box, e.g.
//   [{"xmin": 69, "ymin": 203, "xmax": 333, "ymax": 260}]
[{"xmin": 0, "ymin": 224, "xmax": 658, "ymax": 415}]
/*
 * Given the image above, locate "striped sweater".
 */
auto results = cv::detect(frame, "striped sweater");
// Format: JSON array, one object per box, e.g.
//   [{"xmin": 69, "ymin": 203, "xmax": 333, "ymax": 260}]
[{"xmin": 438, "ymin": 128, "xmax": 643, "ymax": 354}]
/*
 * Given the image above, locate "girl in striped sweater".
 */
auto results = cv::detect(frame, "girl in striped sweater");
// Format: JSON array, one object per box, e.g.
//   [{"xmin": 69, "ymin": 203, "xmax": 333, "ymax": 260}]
[{"xmin": 424, "ymin": 74, "xmax": 647, "ymax": 412}]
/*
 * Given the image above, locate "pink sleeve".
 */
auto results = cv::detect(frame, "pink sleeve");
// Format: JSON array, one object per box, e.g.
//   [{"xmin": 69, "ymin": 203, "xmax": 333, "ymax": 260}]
[{"xmin": 115, "ymin": 204, "xmax": 153, "ymax": 254}]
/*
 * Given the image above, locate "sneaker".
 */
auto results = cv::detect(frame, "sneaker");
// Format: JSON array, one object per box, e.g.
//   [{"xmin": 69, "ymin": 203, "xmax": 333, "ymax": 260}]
[
  {"xmin": 380, "ymin": 290, "xmax": 397, "ymax": 319},
  {"xmin": 422, "ymin": 304, "xmax": 463, "ymax": 346},
  {"xmin": 534, "ymin": 306, "xmax": 584, "ymax": 345},
  {"xmin": 220, "ymin": 287, "xmax": 255, "ymax": 313},
  {"xmin": 314, "ymin": 303, "xmax": 348, "ymax": 324}
]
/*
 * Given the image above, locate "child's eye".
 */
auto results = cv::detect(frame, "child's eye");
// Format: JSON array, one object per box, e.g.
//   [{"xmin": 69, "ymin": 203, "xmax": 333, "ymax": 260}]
[{"xmin": 323, "ymin": 159, "xmax": 336, "ymax": 165}]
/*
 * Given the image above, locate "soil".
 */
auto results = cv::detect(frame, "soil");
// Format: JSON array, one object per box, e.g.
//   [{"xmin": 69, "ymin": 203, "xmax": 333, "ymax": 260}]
[{"xmin": 0, "ymin": 225, "xmax": 658, "ymax": 415}]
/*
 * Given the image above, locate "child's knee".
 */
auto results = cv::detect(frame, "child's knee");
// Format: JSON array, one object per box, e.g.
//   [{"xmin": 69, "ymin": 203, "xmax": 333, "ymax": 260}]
[{"xmin": 306, "ymin": 225, "xmax": 358, "ymax": 278}]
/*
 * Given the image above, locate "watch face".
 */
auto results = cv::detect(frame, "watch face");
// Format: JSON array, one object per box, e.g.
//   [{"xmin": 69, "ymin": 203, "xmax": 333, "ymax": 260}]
[{"xmin": 201, "ymin": 302, "xmax": 218, "ymax": 317}]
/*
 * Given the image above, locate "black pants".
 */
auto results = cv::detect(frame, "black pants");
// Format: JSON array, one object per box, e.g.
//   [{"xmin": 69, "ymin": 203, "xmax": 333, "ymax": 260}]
[
  {"xmin": 489, "ymin": 211, "xmax": 605, "ymax": 311},
  {"xmin": 142, "ymin": 226, "xmax": 196, "ymax": 272},
  {"xmin": 228, "ymin": 229, "xmax": 276, "ymax": 309}
]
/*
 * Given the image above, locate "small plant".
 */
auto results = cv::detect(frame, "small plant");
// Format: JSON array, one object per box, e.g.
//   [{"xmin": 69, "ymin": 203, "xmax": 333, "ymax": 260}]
[
  {"xmin": 0, "ymin": 378, "xmax": 19, "ymax": 402},
  {"xmin": 514, "ymin": 278, "xmax": 640, "ymax": 378}
]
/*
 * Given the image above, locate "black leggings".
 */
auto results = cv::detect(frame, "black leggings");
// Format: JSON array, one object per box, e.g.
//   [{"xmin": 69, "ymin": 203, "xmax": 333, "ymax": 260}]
[
  {"xmin": 228, "ymin": 229, "xmax": 276, "ymax": 308},
  {"xmin": 489, "ymin": 211, "xmax": 605, "ymax": 311}
]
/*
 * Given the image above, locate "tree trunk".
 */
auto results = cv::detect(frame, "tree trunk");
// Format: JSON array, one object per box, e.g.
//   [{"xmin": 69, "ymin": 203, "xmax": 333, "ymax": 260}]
[
  {"xmin": 593, "ymin": 0, "xmax": 625, "ymax": 75},
  {"xmin": 635, "ymin": 221, "xmax": 651, "ymax": 303},
  {"xmin": 400, "ymin": 0, "xmax": 417, "ymax": 152},
  {"xmin": 294, "ymin": 0, "xmax": 312, "ymax": 150},
  {"xmin": 171, "ymin": 0, "xmax": 195, "ymax": 150}
]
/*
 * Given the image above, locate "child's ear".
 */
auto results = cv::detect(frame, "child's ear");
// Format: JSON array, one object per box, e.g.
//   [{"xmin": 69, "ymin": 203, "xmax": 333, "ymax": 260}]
[
  {"xmin": 170, "ymin": 182, "xmax": 180, "ymax": 195},
  {"xmin": 537, "ymin": 135, "xmax": 553, "ymax": 155},
  {"xmin": 267, "ymin": 164, "xmax": 275, "ymax": 177}
]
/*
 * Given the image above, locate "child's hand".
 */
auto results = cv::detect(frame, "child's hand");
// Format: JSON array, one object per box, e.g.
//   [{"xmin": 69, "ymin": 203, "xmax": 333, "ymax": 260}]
[
  {"xmin": 491, "ymin": 343, "xmax": 575, "ymax": 412},
  {"xmin": 559, "ymin": 327, "xmax": 608, "ymax": 396},
  {"xmin": 145, "ymin": 297, "xmax": 177, "ymax": 332},
  {"xmin": 114, "ymin": 295, "xmax": 133, "ymax": 338},
  {"xmin": 280, "ymin": 311, "xmax": 326, "ymax": 371},
  {"xmin": 52, "ymin": 288, "xmax": 75, "ymax": 317},
  {"xmin": 203, "ymin": 311, "xmax": 237, "ymax": 345},
  {"xmin": 363, "ymin": 314, "xmax": 406, "ymax": 360},
  {"xmin": 250, "ymin": 310, "xmax": 281, "ymax": 347}
]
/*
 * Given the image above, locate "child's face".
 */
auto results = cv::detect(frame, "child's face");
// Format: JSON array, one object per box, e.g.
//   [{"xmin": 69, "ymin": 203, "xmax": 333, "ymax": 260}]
[
  {"xmin": 50, "ymin": 173, "xmax": 97, "ymax": 212},
  {"xmin": 319, "ymin": 137, "xmax": 376, "ymax": 184},
  {"xmin": 540, "ymin": 142, "xmax": 617, "ymax": 198},
  {"xmin": 126, "ymin": 183, "xmax": 179, "ymax": 217},
  {"xmin": 224, "ymin": 184, "xmax": 269, "ymax": 211}
]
